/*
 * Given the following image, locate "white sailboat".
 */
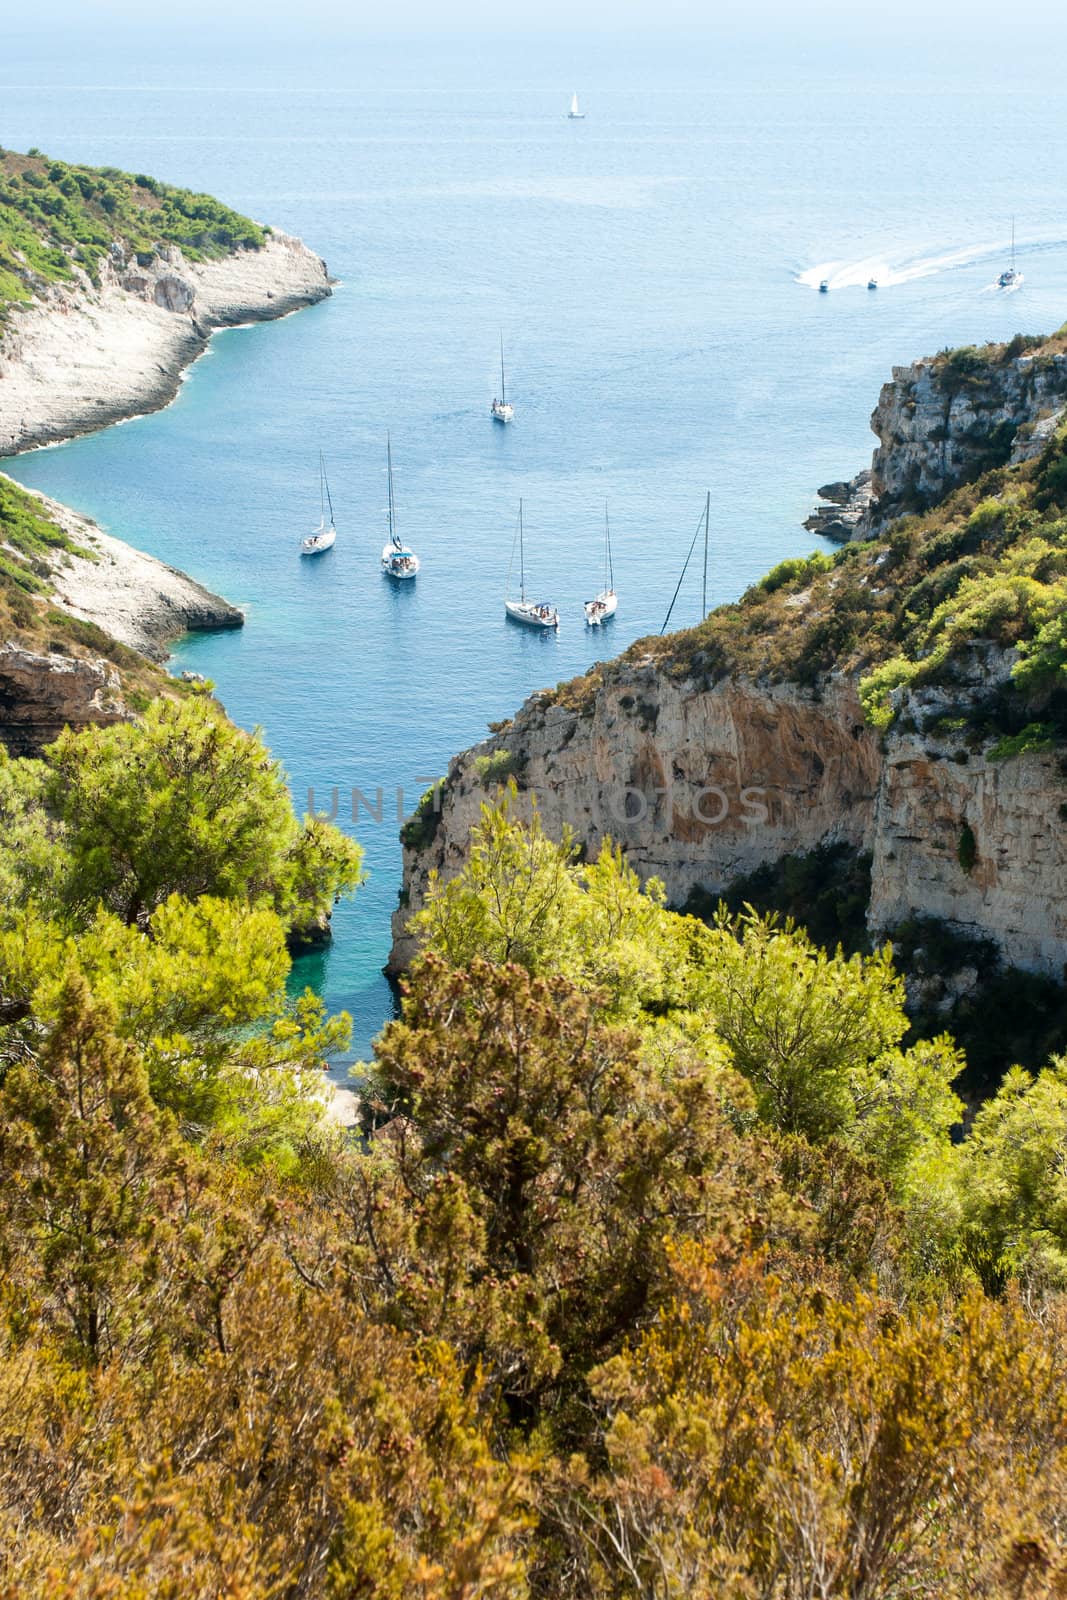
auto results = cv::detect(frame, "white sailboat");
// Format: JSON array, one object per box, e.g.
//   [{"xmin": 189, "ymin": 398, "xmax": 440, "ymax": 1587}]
[
  {"xmin": 505, "ymin": 500, "xmax": 558, "ymax": 629},
  {"xmin": 490, "ymin": 334, "xmax": 514, "ymax": 424},
  {"xmin": 301, "ymin": 453, "xmax": 337, "ymax": 555},
  {"xmin": 567, "ymin": 91, "xmax": 586, "ymax": 120},
  {"xmin": 584, "ymin": 503, "xmax": 618, "ymax": 625},
  {"xmin": 998, "ymin": 218, "xmax": 1023, "ymax": 290},
  {"xmin": 380, "ymin": 434, "xmax": 420, "ymax": 580}
]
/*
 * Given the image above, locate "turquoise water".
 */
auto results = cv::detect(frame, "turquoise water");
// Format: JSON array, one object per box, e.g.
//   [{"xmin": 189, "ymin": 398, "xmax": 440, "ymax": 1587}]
[{"xmin": 5, "ymin": 25, "xmax": 1067, "ymax": 1070}]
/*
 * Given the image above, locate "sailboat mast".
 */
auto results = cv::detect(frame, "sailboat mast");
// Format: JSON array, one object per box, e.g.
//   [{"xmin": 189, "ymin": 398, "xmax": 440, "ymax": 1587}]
[
  {"xmin": 319, "ymin": 453, "xmax": 326, "ymax": 523},
  {"xmin": 519, "ymin": 499, "xmax": 526, "ymax": 602},
  {"xmin": 500, "ymin": 334, "xmax": 507, "ymax": 408},
  {"xmin": 1011, "ymin": 216, "xmax": 1016, "ymax": 271},
  {"xmin": 605, "ymin": 502, "xmax": 613, "ymax": 589},
  {"xmin": 387, "ymin": 433, "xmax": 397, "ymax": 545},
  {"xmin": 702, "ymin": 490, "xmax": 710, "ymax": 617}
]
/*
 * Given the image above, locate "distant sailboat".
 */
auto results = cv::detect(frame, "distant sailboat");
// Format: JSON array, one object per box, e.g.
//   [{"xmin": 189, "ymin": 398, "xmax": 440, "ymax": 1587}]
[
  {"xmin": 584, "ymin": 503, "xmax": 618, "ymax": 625},
  {"xmin": 505, "ymin": 500, "xmax": 558, "ymax": 629},
  {"xmin": 380, "ymin": 434, "xmax": 420, "ymax": 580},
  {"xmin": 301, "ymin": 453, "xmax": 336, "ymax": 555},
  {"xmin": 998, "ymin": 218, "xmax": 1023, "ymax": 290},
  {"xmin": 491, "ymin": 334, "xmax": 514, "ymax": 424},
  {"xmin": 568, "ymin": 91, "xmax": 586, "ymax": 120}
]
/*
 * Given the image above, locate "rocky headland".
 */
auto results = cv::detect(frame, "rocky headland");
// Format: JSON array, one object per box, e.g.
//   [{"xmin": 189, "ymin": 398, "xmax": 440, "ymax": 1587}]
[
  {"xmin": 808, "ymin": 331, "xmax": 1067, "ymax": 540},
  {"xmin": 392, "ymin": 329, "xmax": 1067, "ymax": 1013},
  {"xmin": 0, "ymin": 152, "xmax": 331, "ymax": 755},
  {"xmin": 21, "ymin": 478, "xmax": 244, "ymax": 660},
  {"xmin": 0, "ymin": 230, "xmax": 330, "ymax": 457}
]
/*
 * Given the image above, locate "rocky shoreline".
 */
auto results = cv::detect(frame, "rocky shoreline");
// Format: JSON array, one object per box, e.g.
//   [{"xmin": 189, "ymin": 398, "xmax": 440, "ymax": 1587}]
[
  {"xmin": 13, "ymin": 477, "xmax": 244, "ymax": 661},
  {"xmin": 0, "ymin": 229, "xmax": 331, "ymax": 458}
]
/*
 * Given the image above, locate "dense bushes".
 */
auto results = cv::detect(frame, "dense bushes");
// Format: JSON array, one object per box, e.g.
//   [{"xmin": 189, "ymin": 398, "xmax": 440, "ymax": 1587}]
[
  {"xmin": 0, "ymin": 146, "xmax": 266, "ymax": 319},
  {"xmin": 8, "ymin": 765, "xmax": 1067, "ymax": 1592}
]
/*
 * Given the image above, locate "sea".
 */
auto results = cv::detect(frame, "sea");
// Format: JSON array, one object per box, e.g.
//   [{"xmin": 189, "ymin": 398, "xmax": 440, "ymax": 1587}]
[{"xmin": 5, "ymin": 16, "xmax": 1067, "ymax": 1077}]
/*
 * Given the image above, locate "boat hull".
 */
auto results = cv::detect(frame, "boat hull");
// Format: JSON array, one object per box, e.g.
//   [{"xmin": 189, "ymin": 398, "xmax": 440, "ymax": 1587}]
[
  {"xmin": 301, "ymin": 527, "xmax": 336, "ymax": 556},
  {"xmin": 506, "ymin": 600, "xmax": 558, "ymax": 629},
  {"xmin": 584, "ymin": 590, "xmax": 618, "ymax": 625},
  {"xmin": 491, "ymin": 403, "xmax": 514, "ymax": 424},
  {"xmin": 382, "ymin": 545, "xmax": 419, "ymax": 579}
]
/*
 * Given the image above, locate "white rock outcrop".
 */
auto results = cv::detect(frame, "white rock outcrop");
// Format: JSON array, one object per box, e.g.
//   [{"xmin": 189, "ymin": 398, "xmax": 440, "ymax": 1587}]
[
  {"xmin": 0, "ymin": 231, "xmax": 331, "ymax": 457},
  {"xmin": 12, "ymin": 476, "xmax": 244, "ymax": 661}
]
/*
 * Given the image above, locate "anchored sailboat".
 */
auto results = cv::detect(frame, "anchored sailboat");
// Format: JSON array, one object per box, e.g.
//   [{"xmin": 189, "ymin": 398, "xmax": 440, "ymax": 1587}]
[
  {"xmin": 505, "ymin": 500, "xmax": 558, "ymax": 629},
  {"xmin": 301, "ymin": 453, "xmax": 336, "ymax": 556},
  {"xmin": 998, "ymin": 218, "xmax": 1023, "ymax": 290},
  {"xmin": 660, "ymin": 492, "xmax": 710, "ymax": 635},
  {"xmin": 380, "ymin": 434, "xmax": 420, "ymax": 580},
  {"xmin": 584, "ymin": 503, "xmax": 618, "ymax": 625},
  {"xmin": 491, "ymin": 334, "xmax": 514, "ymax": 424},
  {"xmin": 567, "ymin": 91, "xmax": 586, "ymax": 120}
]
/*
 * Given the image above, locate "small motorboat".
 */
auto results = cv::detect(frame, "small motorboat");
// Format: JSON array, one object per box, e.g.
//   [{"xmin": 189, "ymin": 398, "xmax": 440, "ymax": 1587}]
[
  {"xmin": 380, "ymin": 434, "xmax": 420, "ymax": 580},
  {"xmin": 505, "ymin": 501, "xmax": 559, "ymax": 629},
  {"xmin": 584, "ymin": 503, "xmax": 618, "ymax": 625},
  {"xmin": 491, "ymin": 333, "xmax": 514, "ymax": 424},
  {"xmin": 301, "ymin": 453, "xmax": 337, "ymax": 555},
  {"xmin": 819, "ymin": 279, "xmax": 829, "ymax": 294},
  {"xmin": 867, "ymin": 278, "xmax": 878, "ymax": 290}
]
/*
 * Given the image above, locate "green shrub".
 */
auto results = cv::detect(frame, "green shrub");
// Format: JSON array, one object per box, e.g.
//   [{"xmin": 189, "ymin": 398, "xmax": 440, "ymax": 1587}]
[
  {"xmin": 473, "ymin": 749, "xmax": 518, "ymax": 786},
  {"xmin": 989, "ymin": 722, "xmax": 1057, "ymax": 761},
  {"xmin": 958, "ymin": 823, "xmax": 977, "ymax": 874},
  {"xmin": 400, "ymin": 783, "xmax": 445, "ymax": 852}
]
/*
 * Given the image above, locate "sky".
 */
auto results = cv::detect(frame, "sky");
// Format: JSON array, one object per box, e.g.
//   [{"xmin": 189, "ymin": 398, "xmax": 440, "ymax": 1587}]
[{"xmin": 13, "ymin": 0, "xmax": 1067, "ymax": 27}]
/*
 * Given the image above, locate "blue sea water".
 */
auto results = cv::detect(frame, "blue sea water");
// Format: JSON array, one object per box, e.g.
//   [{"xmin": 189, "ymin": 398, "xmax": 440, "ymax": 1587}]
[{"xmin": 5, "ymin": 20, "xmax": 1067, "ymax": 1073}]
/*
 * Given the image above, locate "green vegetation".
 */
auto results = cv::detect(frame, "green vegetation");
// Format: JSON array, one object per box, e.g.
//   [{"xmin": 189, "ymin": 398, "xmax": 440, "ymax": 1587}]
[
  {"xmin": 398, "ymin": 779, "xmax": 444, "ymax": 851},
  {"xmin": 473, "ymin": 746, "xmax": 519, "ymax": 785},
  {"xmin": 6, "ymin": 777, "xmax": 1067, "ymax": 1591},
  {"xmin": 687, "ymin": 841, "xmax": 873, "ymax": 955},
  {"xmin": 0, "ymin": 146, "xmax": 266, "ymax": 322}
]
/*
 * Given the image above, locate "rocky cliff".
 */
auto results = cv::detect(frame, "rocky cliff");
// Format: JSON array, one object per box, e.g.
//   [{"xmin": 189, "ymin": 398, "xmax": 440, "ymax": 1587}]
[
  {"xmin": 0, "ymin": 643, "xmax": 127, "ymax": 757},
  {"xmin": 807, "ymin": 334, "xmax": 1067, "ymax": 540},
  {"xmin": 393, "ymin": 331, "xmax": 1067, "ymax": 983},
  {"xmin": 391, "ymin": 650, "xmax": 1067, "ymax": 981}
]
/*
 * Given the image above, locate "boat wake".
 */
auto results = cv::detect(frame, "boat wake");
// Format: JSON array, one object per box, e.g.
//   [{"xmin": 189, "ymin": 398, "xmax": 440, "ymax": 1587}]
[{"xmin": 796, "ymin": 238, "xmax": 1010, "ymax": 292}]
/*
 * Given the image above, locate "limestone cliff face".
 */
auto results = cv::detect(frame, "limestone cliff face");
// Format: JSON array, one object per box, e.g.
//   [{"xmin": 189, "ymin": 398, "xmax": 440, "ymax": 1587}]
[
  {"xmin": 390, "ymin": 666, "xmax": 882, "ymax": 974},
  {"xmin": 864, "ymin": 352, "xmax": 1067, "ymax": 531},
  {"xmin": 391, "ymin": 648, "xmax": 1067, "ymax": 981},
  {"xmin": 807, "ymin": 349, "xmax": 1067, "ymax": 540},
  {"xmin": 0, "ymin": 644, "xmax": 127, "ymax": 757}
]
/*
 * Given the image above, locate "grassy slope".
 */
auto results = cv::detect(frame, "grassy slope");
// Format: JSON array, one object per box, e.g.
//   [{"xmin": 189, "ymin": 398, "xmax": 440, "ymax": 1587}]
[
  {"xmin": 0, "ymin": 474, "xmax": 175, "ymax": 709},
  {"xmin": 0, "ymin": 146, "xmax": 267, "ymax": 324}
]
